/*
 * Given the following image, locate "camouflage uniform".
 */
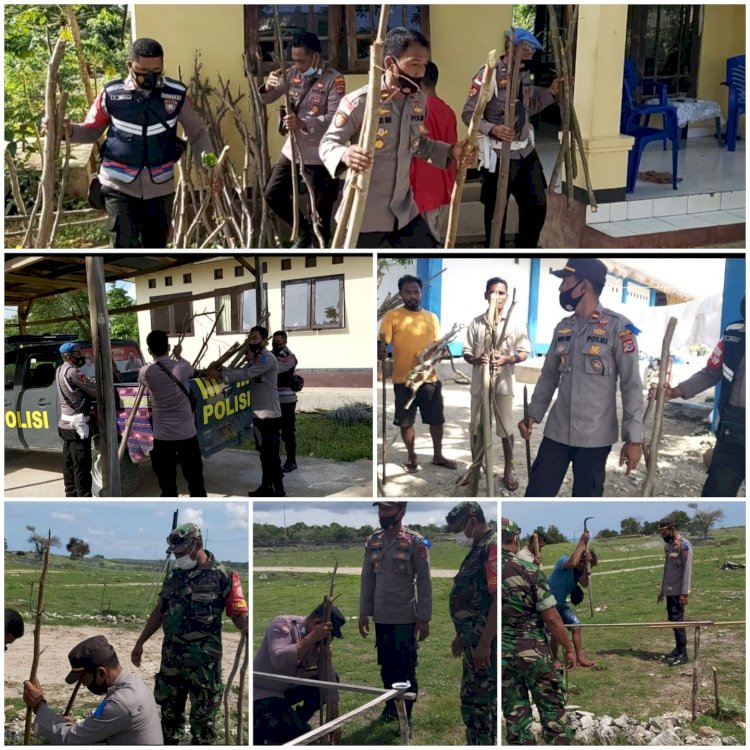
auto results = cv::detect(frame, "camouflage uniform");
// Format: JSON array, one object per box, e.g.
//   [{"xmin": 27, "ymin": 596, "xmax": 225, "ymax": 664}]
[
  {"xmin": 502, "ymin": 545, "xmax": 571, "ymax": 745},
  {"xmin": 155, "ymin": 549, "xmax": 235, "ymax": 744},
  {"xmin": 447, "ymin": 502, "xmax": 498, "ymax": 745}
]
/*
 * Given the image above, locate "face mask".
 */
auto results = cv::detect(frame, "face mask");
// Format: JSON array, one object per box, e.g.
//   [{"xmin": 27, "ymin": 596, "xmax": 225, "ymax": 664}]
[
  {"xmin": 379, "ymin": 514, "xmax": 400, "ymax": 530},
  {"xmin": 454, "ymin": 519, "xmax": 475, "ymax": 547},
  {"xmin": 272, "ymin": 345, "xmax": 284, "ymax": 355},
  {"xmin": 300, "ymin": 66, "xmax": 321, "ymax": 78},
  {"xmin": 559, "ymin": 280, "xmax": 585, "ymax": 312},
  {"xmin": 87, "ymin": 672, "xmax": 109, "ymax": 695},
  {"xmin": 662, "ymin": 534, "xmax": 674, "ymax": 544},
  {"xmin": 174, "ymin": 553, "xmax": 197, "ymax": 570},
  {"xmin": 132, "ymin": 69, "xmax": 162, "ymax": 90},
  {"xmin": 73, "ymin": 356, "xmax": 85, "ymax": 367},
  {"xmin": 249, "ymin": 342, "xmax": 264, "ymax": 353},
  {"xmin": 391, "ymin": 61, "xmax": 422, "ymax": 94}
]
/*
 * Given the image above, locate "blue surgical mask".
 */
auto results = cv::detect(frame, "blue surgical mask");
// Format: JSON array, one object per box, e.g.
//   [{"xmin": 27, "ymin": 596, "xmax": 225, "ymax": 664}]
[{"xmin": 300, "ymin": 66, "xmax": 321, "ymax": 78}]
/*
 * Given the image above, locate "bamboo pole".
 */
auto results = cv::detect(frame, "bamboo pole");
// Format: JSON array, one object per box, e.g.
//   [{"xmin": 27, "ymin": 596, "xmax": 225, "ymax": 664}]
[
  {"xmin": 489, "ymin": 30, "xmax": 523, "ymax": 247},
  {"xmin": 444, "ymin": 49, "xmax": 497, "ymax": 249},
  {"xmin": 336, "ymin": 4, "xmax": 390, "ymax": 248},
  {"xmin": 223, "ymin": 630, "xmax": 247, "ymax": 743},
  {"xmin": 23, "ymin": 533, "xmax": 52, "ymax": 744},
  {"xmin": 691, "ymin": 626, "xmax": 700, "ymax": 720},
  {"xmin": 642, "ymin": 317, "xmax": 678, "ymax": 496}
]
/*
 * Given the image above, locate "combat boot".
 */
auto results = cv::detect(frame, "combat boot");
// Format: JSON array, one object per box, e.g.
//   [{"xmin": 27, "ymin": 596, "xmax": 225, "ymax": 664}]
[
  {"xmin": 663, "ymin": 646, "xmax": 680, "ymax": 659},
  {"xmin": 667, "ymin": 650, "xmax": 688, "ymax": 667}
]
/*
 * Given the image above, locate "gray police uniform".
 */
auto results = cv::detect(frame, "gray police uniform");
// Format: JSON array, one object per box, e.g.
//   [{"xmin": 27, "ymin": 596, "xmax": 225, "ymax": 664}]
[
  {"xmin": 462, "ymin": 59, "xmax": 555, "ymax": 248},
  {"xmin": 359, "ymin": 525, "xmax": 432, "ymax": 719},
  {"xmin": 34, "ymin": 670, "xmax": 163, "ymax": 745},
  {"xmin": 261, "ymin": 66, "xmax": 345, "ymax": 244},
  {"xmin": 526, "ymin": 304, "xmax": 644, "ymax": 496},
  {"xmin": 659, "ymin": 535, "xmax": 693, "ymax": 653},
  {"xmin": 319, "ymin": 79, "xmax": 453, "ymax": 248}
]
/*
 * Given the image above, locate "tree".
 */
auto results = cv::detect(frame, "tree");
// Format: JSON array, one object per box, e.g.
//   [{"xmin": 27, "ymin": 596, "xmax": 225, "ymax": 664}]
[
  {"xmin": 620, "ymin": 517, "xmax": 642, "ymax": 536},
  {"xmin": 688, "ymin": 504, "xmax": 726, "ymax": 540},
  {"xmin": 107, "ymin": 283, "xmax": 138, "ymax": 339},
  {"xmin": 65, "ymin": 537, "xmax": 90, "ymax": 559},
  {"xmin": 596, "ymin": 529, "xmax": 619, "ymax": 539},
  {"xmin": 543, "ymin": 525, "xmax": 567, "ymax": 545},
  {"xmin": 667, "ymin": 510, "xmax": 692, "ymax": 530},
  {"xmin": 642, "ymin": 521, "xmax": 660, "ymax": 536},
  {"xmin": 26, "ymin": 525, "xmax": 61, "ymax": 555}
]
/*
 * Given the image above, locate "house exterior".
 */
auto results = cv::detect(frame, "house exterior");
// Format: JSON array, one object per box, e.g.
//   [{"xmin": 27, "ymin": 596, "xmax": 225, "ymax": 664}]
[{"xmin": 133, "ymin": 254, "xmax": 373, "ymax": 386}]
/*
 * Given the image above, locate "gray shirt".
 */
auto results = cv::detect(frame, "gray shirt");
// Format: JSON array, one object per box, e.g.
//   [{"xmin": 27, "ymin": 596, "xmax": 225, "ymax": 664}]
[
  {"xmin": 34, "ymin": 670, "xmax": 163, "ymax": 745},
  {"xmin": 222, "ymin": 348, "xmax": 281, "ymax": 419},
  {"xmin": 659, "ymin": 535, "xmax": 693, "ymax": 596},
  {"xmin": 359, "ymin": 526, "xmax": 432, "ymax": 624},
  {"xmin": 679, "ymin": 355, "xmax": 745, "ymax": 409},
  {"xmin": 528, "ymin": 305, "xmax": 644, "ymax": 447},
  {"xmin": 253, "ymin": 614, "xmax": 339, "ymax": 703},
  {"xmin": 138, "ymin": 356, "xmax": 196, "ymax": 441},
  {"xmin": 260, "ymin": 66, "xmax": 345, "ymax": 165},
  {"xmin": 319, "ymin": 78, "xmax": 453, "ymax": 234},
  {"xmin": 56, "ymin": 362, "xmax": 97, "ymax": 428}
]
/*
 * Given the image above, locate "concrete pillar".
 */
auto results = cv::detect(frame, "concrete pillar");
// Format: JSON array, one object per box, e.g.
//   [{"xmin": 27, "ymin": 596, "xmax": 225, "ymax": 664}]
[{"xmin": 572, "ymin": 4, "xmax": 633, "ymax": 202}]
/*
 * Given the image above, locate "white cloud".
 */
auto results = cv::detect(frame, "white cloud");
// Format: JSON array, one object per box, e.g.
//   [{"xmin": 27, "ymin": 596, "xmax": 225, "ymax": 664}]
[
  {"xmin": 86, "ymin": 528, "xmax": 116, "ymax": 537},
  {"xmin": 50, "ymin": 512, "xmax": 75, "ymax": 521},
  {"xmin": 224, "ymin": 503, "xmax": 249, "ymax": 530},
  {"xmin": 180, "ymin": 508, "xmax": 205, "ymax": 529}
]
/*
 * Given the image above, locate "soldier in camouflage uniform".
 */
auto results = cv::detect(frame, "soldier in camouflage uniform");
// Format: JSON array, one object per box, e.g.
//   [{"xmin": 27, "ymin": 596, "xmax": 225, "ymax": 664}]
[
  {"xmin": 445, "ymin": 501, "xmax": 497, "ymax": 745},
  {"xmin": 501, "ymin": 518, "xmax": 576, "ymax": 745},
  {"xmin": 131, "ymin": 523, "xmax": 249, "ymax": 744}
]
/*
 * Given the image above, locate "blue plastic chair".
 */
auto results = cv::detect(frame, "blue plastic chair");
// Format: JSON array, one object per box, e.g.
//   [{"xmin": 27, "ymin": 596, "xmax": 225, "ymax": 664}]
[
  {"xmin": 621, "ymin": 60, "xmax": 680, "ymax": 192},
  {"xmin": 721, "ymin": 55, "xmax": 745, "ymax": 151}
]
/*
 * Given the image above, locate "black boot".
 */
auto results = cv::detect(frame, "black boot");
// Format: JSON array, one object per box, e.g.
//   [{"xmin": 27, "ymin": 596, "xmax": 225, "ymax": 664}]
[
  {"xmin": 667, "ymin": 650, "xmax": 688, "ymax": 667},
  {"xmin": 663, "ymin": 646, "xmax": 680, "ymax": 660}
]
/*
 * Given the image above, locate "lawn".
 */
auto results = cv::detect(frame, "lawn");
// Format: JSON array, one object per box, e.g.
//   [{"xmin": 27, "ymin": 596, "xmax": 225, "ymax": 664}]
[
  {"xmin": 526, "ymin": 527, "xmax": 746, "ymax": 742},
  {"xmin": 253, "ymin": 569, "xmax": 475, "ymax": 746}
]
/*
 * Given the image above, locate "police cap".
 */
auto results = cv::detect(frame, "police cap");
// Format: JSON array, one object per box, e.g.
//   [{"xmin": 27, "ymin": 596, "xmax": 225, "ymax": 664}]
[
  {"xmin": 551, "ymin": 258, "xmax": 608, "ymax": 287},
  {"xmin": 65, "ymin": 635, "xmax": 116, "ymax": 683}
]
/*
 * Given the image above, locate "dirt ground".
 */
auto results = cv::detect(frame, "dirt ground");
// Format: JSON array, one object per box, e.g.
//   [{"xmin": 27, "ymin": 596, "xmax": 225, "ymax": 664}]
[
  {"xmin": 377, "ymin": 361, "xmax": 742, "ymax": 498},
  {"xmin": 3, "ymin": 625, "xmax": 245, "ymax": 719}
]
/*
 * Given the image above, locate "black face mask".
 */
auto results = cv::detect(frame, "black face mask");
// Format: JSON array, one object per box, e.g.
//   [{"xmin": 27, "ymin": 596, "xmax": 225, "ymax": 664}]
[
  {"xmin": 559, "ymin": 280, "xmax": 585, "ymax": 312},
  {"xmin": 379, "ymin": 514, "xmax": 400, "ymax": 530},
  {"xmin": 662, "ymin": 534, "xmax": 674, "ymax": 544},
  {"xmin": 249, "ymin": 343, "xmax": 264, "ymax": 353},
  {"xmin": 133, "ymin": 70, "xmax": 162, "ymax": 90},
  {"xmin": 87, "ymin": 672, "xmax": 109, "ymax": 696},
  {"xmin": 73, "ymin": 356, "xmax": 85, "ymax": 368},
  {"xmin": 272, "ymin": 345, "xmax": 284, "ymax": 355},
  {"xmin": 391, "ymin": 61, "xmax": 422, "ymax": 95}
]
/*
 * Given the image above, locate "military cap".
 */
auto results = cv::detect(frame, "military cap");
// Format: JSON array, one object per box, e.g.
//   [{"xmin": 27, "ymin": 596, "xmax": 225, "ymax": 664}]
[
  {"xmin": 657, "ymin": 517, "xmax": 676, "ymax": 530},
  {"xmin": 372, "ymin": 502, "xmax": 407, "ymax": 509},
  {"xmin": 445, "ymin": 501, "xmax": 483, "ymax": 531},
  {"xmin": 65, "ymin": 635, "xmax": 116, "ymax": 683},
  {"xmin": 504, "ymin": 27, "xmax": 543, "ymax": 51},
  {"xmin": 167, "ymin": 523, "xmax": 201, "ymax": 551},
  {"xmin": 551, "ymin": 258, "xmax": 608, "ymax": 287},
  {"xmin": 59, "ymin": 342, "xmax": 82, "ymax": 354},
  {"xmin": 500, "ymin": 517, "xmax": 521, "ymax": 534}
]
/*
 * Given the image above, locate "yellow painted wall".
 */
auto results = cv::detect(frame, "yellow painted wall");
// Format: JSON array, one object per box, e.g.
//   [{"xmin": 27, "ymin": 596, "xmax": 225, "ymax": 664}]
[{"xmin": 697, "ymin": 4, "xmax": 745, "ymax": 133}]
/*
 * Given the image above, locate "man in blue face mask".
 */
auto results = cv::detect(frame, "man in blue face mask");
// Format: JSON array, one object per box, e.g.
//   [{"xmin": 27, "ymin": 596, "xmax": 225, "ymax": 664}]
[{"xmin": 519, "ymin": 257, "xmax": 644, "ymax": 497}]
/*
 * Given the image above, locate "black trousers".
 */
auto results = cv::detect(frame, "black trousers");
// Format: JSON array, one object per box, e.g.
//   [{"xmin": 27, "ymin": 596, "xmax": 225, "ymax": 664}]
[
  {"xmin": 525, "ymin": 437, "xmax": 611, "ymax": 497},
  {"xmin": 280, "ymin": 401, "xmax": 297, "ymax": 463},
  {"xmin": 666, "ymin": 595, "xmax": 687, "ymax": 650},
  {"xmin": 356, "ymin": 214, "xmax": 439, "ymax": 249},
  {"xmin": 102, "ymin": 186, "xmax": 174, "ymax": 248},
  {"xmin": 375, "ymin": 623, "xmax": 418, "ymax": 719},
  {"xmin": 255, "ymin": 417, "xmax": 284, "ymax": 492},
  {"xmin": 253, "ymin": 697, "xmax": 305, "ymax": 744},
  {"xmin": 59, "ymin": 428, "xmax": 92, "ymax": 497},
  {"xmin": 479, "ymin": 150, "xmax": 547, "ymax": 248},
  {"xmin": 150, "ymin": 436, "xmax": 206, "ymax": 497},
  {"xmin": 264, "ymin": 155, "xmax": 340, "ymax": 244},
  {"xmin": 703, "ymin": 434, "xmax": 745, "ymax": 497}
]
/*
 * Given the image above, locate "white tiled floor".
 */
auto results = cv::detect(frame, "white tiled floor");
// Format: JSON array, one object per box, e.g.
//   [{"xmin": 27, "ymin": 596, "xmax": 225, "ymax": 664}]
[{"xmin": 593, "ymin": 209, "xmax": 744, "ymax": 237}]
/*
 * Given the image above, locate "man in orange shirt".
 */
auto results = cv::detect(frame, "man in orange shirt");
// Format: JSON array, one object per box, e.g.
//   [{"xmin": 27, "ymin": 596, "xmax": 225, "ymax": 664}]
[
  {"xmin": 409, "ymin": 62, "xmax": 457, "ymax": 244},
  {"xmin": 378, "ymin": 274, "xmax": 457, "ymax": 473}
]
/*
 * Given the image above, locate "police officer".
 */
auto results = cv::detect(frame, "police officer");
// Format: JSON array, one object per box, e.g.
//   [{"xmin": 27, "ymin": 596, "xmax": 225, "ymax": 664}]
[
  {"xmin": 58, "ymin": 37, "xmax": 216, "ymax": 248},
  {"xmin": 463, "ymin": 276, "xmax": 530, "ymax": 491},
  {"xmin": 23, "ymin": 635, "xmax": 163, "ymax": 744},
  {"xmin": 656, "ymin": 518, "xmax": 693, "ymax": 667},
  {"xmin": 519, "ymin": 258, "xmax": 644, "ymax": 496},
  {"xmin": 261, "ymin": 32, "xmax": 345, "ymax": 248},
  {"xmin": 271, "ymin": 330, "xmax": 299, "ymax": 473},
  {"xmin": 253, "ymin": 603, "xmax": 346, "ymax": 744},
  {"xmin": 359, "ymin": 502, "xmax": 431, "ymax": 729},
  {"xmin": 5, "ymin": 608, "xmax": 24, "ymax": 651},
  {"xmin": 658, "ymin": 296, "xmax": 745, "ymax": 496},
  {"xmin": 56, "ymin": 341, "xmax": 97, "ymax": 497},
  {"xmin": 445, "ymin": 502, "xmax": 497, "ymax": 745},
  {"xmin": 462, "ymin": 28, "xmax": 561, "ymax": 248},
  {"xmin": 131, "ymin": 524, "xmax": 249, "ymax": 744},
  {"xmin": 501, "ymin": 518, "xmax": 575, "ymax": 745},
  {"xmin": 319, "ymin": 27, "xmax": 474, "ymax": 248}
]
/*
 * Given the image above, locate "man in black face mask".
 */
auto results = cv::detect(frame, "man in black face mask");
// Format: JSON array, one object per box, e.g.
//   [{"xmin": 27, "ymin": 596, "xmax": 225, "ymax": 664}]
[
  {"xmin": 320, "ymin": 27, "xmax": 475, "ymax": 248},
  {"xmin": 359, "ymin": 502, "xmax": 432, "ymax": 733},
  {"xmin": 53, "ymin": 37, "xmax": 216, "ymax": 248},
  {"xmin": 519, "ymin": 258, "xmax": 644, "ymax": 496},
  {"xmin": 56, "ymin": 342, "xmax": 98, "ymax": 497},
  {"xmin": 272, "ymin": 330, "xmax": 299, "ymax": 473},
  {"xmin": 23, "ymin": 635, "xmax": 163, "ymax": 744}
]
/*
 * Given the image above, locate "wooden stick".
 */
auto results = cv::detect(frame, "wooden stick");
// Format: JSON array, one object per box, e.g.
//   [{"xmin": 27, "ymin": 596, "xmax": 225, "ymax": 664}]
[
  {"xmin": 489, "ymin": 30, "xmax": 523, "ymax": 247},
  {"xmin": 49, "ymin": 123, "xmax": 71, "ymax": 246},
  {"xmin": 318, "ymin": 561, "xmax": 339, "ymax": 738},
  {"xmin": 5, "ymin": 149, "xmax": 27, "ymax": 216},
  {"xmin": 480, "ymin": 293, "xmax": 499, "ymax": 496},
  {"xmin": 712, "ymin": 666, "xmax": 719, "ymax": 715},
  {"xmin": 547, "ymin": 6, "xmax": 566, "ymax": 191},
  {"xmin": 567, "ymin": 620, "xmax": 721, "ymax": 629},
  {"xmin": 340, "ymin": 4, "xmax": 389, "ymax": 249},
  {"xmin": 223, "ymin": 630, "xmax": 247, "ymax": 743},
  {"xmin": 254, "ymin": 671, "xmax": 417, "ymax": 697},
  {"xmin": 117, "ymin": 384, "xmax": 146, "ymax": 462},
  {"xmin": 395, "ymin": 692, "xmax": 410, "ymax": 745},
  {"xmin": 236, "ymin": 634, "xmax": 249, "ymax": 744},
  {"xmin": 642, "ymin": 317, "xmax": 677, "ymax": 496},
  {"xmin": 523, "ymin": 385, "xmax": 532, "ymax": 480},
  {"xmin": 691, "ymin": 626, "xmax": 700, "ymax": 720},
  {"xmin": 63, "ymin": 675, "xmax": 83, "ymax": 716},
  {"xmin": 380, "ymin": 335, "xmax": 388, "ymax": 486},
  {"xmin": 444, "ymin": 49, "xmax": 497, "ymax": 249},
  {"xmin": 24, "ymin": 532, "xmax": 52, "ymax": 744},
  {"xmin": 192, "ymin": 304, "xmax": 225, "ymax": 369}
]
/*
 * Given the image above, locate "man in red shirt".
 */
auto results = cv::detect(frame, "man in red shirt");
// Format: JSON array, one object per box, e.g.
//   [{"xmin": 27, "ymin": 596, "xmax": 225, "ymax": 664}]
[{"xmin": 409, "ymin": 62, "xmax": 457, "ymax": 244}]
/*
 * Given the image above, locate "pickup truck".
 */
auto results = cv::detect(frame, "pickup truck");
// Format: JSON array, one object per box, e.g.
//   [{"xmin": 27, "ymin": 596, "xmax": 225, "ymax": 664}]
[{"xmin": 5, "ymin": 334, "xmax": 254, "ymax": 496}]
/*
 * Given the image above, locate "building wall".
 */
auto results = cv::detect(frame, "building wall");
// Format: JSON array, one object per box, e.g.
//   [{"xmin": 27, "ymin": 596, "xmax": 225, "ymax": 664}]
[{"xmin": 134, "ymin": 255, "xmax": 373, "ymax": 386}]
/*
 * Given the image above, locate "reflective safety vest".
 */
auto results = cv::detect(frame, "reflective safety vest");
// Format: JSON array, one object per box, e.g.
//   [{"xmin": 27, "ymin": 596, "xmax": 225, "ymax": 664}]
[
  {"xmin": 100, "ymin": 77, "xmax": 187, "ymax": 184},
  {"xmin": 718, "ymin": 319, "xmax": 745, "ymax": 419}
]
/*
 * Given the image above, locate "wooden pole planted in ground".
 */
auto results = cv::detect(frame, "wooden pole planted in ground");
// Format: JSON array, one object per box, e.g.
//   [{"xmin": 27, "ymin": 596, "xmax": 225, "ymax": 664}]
[
  {"xmin": 712, "ymin": 666, "xmax": 720, "ymax": 715},
  {"xmin": 223, "ymin": 630, "xmax": 247, "ymax": 742},
  {"xmin": 24, "ymin": 533, "xmax": 52, "ymax": 744},
  {"xmin": 691, "ymin": 626, "xmax": 701, "ymax": 720},
  {"xmin": 237, "ymin": 634, "xmax": 249, "ymax": 744}
]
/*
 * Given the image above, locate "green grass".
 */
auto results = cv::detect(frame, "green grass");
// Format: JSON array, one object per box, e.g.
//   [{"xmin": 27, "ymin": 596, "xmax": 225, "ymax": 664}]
[
  {"xmin": 533, "ymin": 527, "xmax": 746, "ymax": 742},
  {"xmin": 240, "ymin": 412, "xmax": 371, "ymax": 462},
  {"xmin": 254, "ymin": 571, "xmax": 472, "ymax": 745}
]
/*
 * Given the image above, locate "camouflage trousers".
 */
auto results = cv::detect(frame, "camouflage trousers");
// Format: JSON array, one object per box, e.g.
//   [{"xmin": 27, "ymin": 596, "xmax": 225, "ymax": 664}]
[
  {"xmin": 460, "ymin": 641, "xmax": 497, "ymax": 744},
  {"xmin": 155, "ymin": 663, "xmax": 224, "ymax": 744},
  {"xmin": 501, "ymin": 655, "xmax": 571, "ymax": 745}
]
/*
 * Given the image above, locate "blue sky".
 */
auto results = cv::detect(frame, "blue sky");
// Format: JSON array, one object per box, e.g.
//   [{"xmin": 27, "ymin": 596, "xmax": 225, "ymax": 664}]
[
  {"xmin": 4, "ymin": 501, "xmax": 248, "ymax": 561},
  {"xmin": 253, "ymin": 500, "xmax": 498, "ymax": 528},
  {"xmin": 501, "ymin": 500, "xmax": 745, "ymax": 541}
]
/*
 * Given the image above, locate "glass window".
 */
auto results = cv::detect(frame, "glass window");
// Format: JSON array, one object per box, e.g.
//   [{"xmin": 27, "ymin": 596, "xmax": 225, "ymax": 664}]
[
  {"xmin": 5, "ymin": 351, "xmax": 19, "ymax": 389},
  {"xmin": 283, "ymin": 274, "xmax": 345, "ymax": 330},
  {"xmin": 215, "ymin": 284, "xmax": 264, "ymax": 334},
  {"xmin": 24, "ymin": 354, "xmax": 59, "ymax": 389},
  {"xmin": 283, "ymin": 281, "xmax": 310, "ymax": 329},
  {"xmin": 149, "ymin": 294, "xmax": 194, "ymax": 336},
  {"xmin": 314, "ymin": 277, "xmax": 342, "ymax": 327},
  {"xmin": 240, "ymin": 288, "xmax": 258, "ymax": 332}
]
